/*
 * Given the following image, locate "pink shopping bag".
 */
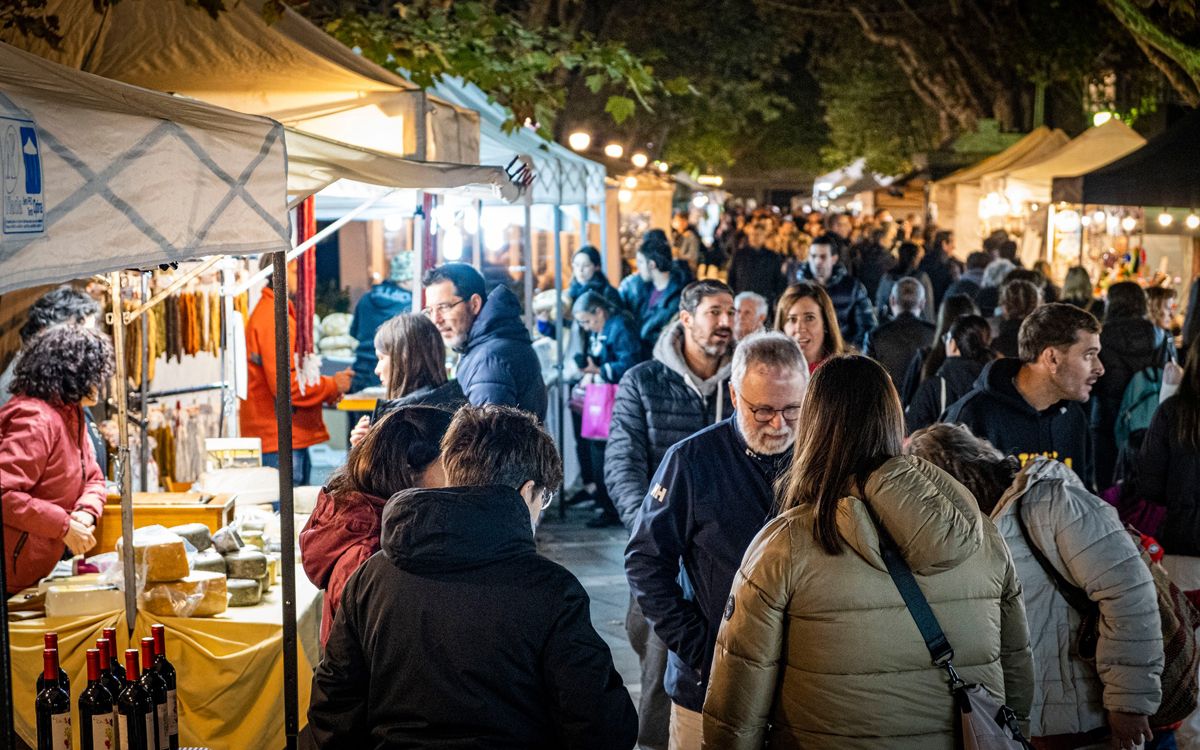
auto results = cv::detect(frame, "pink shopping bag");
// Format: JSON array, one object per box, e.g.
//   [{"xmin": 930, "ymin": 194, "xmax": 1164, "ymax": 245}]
[{"xmin": 580, "ymin": 383, "xmax": 619, "ymax": 440}]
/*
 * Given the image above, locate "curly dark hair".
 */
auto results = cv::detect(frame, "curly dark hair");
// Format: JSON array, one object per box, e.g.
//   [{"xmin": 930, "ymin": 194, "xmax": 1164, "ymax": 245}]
[
  {"xmin": 19, "ymin": 286, "xmax": 101, "ymax": 344},
  {"xmin": 10, "ymin": 326, "xmax": 114, "ymax": 405}
]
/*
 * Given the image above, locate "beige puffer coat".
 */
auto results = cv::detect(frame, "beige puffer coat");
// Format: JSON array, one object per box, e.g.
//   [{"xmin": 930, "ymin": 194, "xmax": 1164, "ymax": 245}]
[
  {"xmin": 993, "ymin": 457, "xmax": 1162, "ymax": 736},
  {"xmin": 702, "ymin": 455, "xmax": 1034, "ymax": 750}
]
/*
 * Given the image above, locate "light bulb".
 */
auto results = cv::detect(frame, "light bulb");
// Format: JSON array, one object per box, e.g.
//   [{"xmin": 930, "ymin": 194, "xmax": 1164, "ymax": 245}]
[
  {"xmin": 383, "ymin": 214, "xmax": 405, "ymax": 233},
  {"xmin": 568, "ymin": 131, "xmax": 591, "ymax": 151},
  {"xmin": 1092, "ymin": 210, "xmax": 1106, "ymax": 224},
  {"xmin": 657, "ymin": 162, "xmax": 669, "ymax": 173},
  {"xmin": 692, "ymin": 194, "xmax": 708, "ymax": 208},
  {"xmin": 1186, "ymin": 214, "xmax": 1200, "ymax": 230},
  {"xmin": 604, "ymin": 143, "xmax": 624, "ymax": 159},
  {"xmin": 442, "ymin": 230, "xmax": 464, "ymax": 261},
  {"xmin": 1121, "ymin": 216, "xmax": 1137, "ymax": 232},
  {"xmin": 623, "ymin": 176, "xmax": 638, "ymax": 189},
  {"xmin": 618, "ymin": 189, "xmax": 633, "ymax": 203},
  {"xmin": 1158, "ymin": 211, "xmax": 1173, "ymax": 227},
  {"xmin": 1080, "ymin": 215, "xmax": 1092, "ymax": 227},
  {"xmin": 631, "ymin": 152, "xmax": 648, "ymax": 169}
]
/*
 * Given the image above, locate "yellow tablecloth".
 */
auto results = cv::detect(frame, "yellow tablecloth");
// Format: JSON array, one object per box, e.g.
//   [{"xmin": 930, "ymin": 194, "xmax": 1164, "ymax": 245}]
[{"xmin": 11, "ymin": 567, "xmax": 322, "ymax": 750}]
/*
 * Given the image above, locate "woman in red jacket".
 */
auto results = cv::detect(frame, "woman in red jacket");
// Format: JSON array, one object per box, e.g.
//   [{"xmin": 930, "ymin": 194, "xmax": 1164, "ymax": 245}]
[
  {"xmin": 300, "ymin": 405, "xmax": 452, "ymax": 645},
  {"xmin": 0, "ymin": 326, "xmax": 112, "ymax": 593}
]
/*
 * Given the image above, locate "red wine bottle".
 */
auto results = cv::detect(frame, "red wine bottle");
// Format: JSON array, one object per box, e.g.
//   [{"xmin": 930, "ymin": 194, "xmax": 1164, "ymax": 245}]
[
  {"xmin": 80, "ymin": 648, "xmax": 116, "ymax": 750},
  {"xmin": 34, "ymin": 647, "xmax": 71, "ymax": 750},
  {"xmin": 150, "ymin": 625, "xmax": 178, "ymax": 750},
  {"xmin": 102, "ymin": 629, "xmax": 126, "ymax": 684},
  {"xmin": 138, "ymin": 638, "xmax": 168, "ymax": 750},
  {"xmin": 35, "ymin": 632, "xmax": 70, "ymax": 696},
  {"xmin": 94, "ymin": 639, "xmax": 122, "ymax": 718},
  {"xmin": 117, "ymin": 649, "xmax": 153, "ymax": 750}
]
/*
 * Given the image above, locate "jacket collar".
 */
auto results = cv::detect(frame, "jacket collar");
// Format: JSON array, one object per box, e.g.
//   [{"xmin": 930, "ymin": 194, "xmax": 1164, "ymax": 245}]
[{"xmin": 652, "ymin": 322, "xmax": 732, "ymax": 399}]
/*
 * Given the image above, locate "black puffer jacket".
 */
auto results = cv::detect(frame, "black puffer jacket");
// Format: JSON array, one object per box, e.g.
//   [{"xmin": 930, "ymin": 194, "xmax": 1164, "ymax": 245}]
[
  {"xmin": 371, "ymin": 379, "xmax": 467, "ymax": 422},
  {"xmin": 1092, "ymin": 318, "xmax": 1173, "ymax": 487},
  {"xmin": 456, "ymin": 286, "xmax": 547, "ymax": 421},
  {"xmin": 864, "ymin": 312, "xmax": 935, "ymax": 387},
  {"xmin": 1136, "ymin": 396, "xmax": 1200, "ymax": 555},
  {"xmin": 795, "ymin": 262, "xmax": 877, "ymax": 348},
  {"xmin": 308, "ymin": 485, "xmax": 637, "ymax": 749},
  {"xmin": 605, "ymin": 323, "xmax": 733, "ymax": 529}
]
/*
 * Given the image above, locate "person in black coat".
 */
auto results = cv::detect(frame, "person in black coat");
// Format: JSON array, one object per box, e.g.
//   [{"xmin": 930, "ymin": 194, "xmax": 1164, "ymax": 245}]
[
  {"xmin": 794, "ymin": 234, "xmax": 877, "ymax": 348},
  {"xmin": 945, "ymin": 303, "xmax": 1103, "ymax": 490},
  {"xmin": 1092, "ymin": 282, "xmax": 1175, "ymax": 488},
  {"xmin": 865, "ymin": 277, "xmax": 935, "ymax": 387},
  {"xmin": 309, "ymin": 405, "xmax": 637, "ymax": 749},
  {"xmin": 848, "ymin": 223, "xmax": 897, "ymax": 304},
  {"xmin": 942, "ymin": 251, "xmax": 990, "ymax": 303},
  {"xmin": 991, "ymin": 278, "xmax": 1040, "ymax": 359},
  {"xmin": 726, "ymin": 220, "xmax": 786, "ymax": 309},
  {"xmin": 918, "ymin": 230, "xmax": 957, "ymax": 309},
  {"xmin": 1135, "ymin": 345, "xmax": 1200, "ymax": 555},
  {"xmin": 423, "ymin": 263, "xmax": 547, "ymax": 421},
  {"xmin": 875, "ymin": 241, "xmax": 935, "ymax": 323},
  {"xmin": 905, "ymin": 314, "xmax": 994, "ymax": 434},
  {"xmin": 619, "ymin": 235, "xmax": 685, "ymax": 361}
]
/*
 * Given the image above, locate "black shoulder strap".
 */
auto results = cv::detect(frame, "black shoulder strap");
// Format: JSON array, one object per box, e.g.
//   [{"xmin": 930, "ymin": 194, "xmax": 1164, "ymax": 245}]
[
  {"xmin": 1013, "ymin": 493, "xmax": 1095, "ymax": 615},
  {"xmin": 876, "ymin": 523, "xmax": 955, "ymax": 666}
]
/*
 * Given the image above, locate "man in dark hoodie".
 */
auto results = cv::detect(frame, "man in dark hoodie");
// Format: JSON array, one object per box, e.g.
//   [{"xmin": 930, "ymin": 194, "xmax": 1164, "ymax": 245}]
[
  {"xmin": 945, "ymin": 303, "xmax": 1103, "ymax": 489},
  {"xmin": 309, "ymin": 404, "xmax": 637, "ymax": 748},
  {"xmin": 422, "ymin": 263, "xmax": 547, "ymax": 421},
  {"xmin": 620, "ymin": 233, "xmax": 685, "ymax": 360},
  {"xmin": 348, "ymin": 255, "xmax": 414, "ymax": 393}
]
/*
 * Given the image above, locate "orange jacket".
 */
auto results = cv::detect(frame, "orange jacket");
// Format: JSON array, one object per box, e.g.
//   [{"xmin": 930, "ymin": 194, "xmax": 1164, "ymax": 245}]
[{"xmin": 240, "ymin": 288, "xmax": 340, "ymax": 453}]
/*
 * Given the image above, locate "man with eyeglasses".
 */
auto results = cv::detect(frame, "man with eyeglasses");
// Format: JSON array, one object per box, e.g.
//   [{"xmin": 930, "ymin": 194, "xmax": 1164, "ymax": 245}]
[
  {"xmin": 624, "ymin": 331, "xmax": 808, "ymax": 749},
  {"xmin": 421, "ymin": 263, "xmax": 547, "ymax": 421}
]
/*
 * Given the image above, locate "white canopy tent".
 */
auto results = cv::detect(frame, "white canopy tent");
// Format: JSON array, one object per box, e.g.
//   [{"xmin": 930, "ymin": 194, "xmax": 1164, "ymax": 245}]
[
  {"xmin": 0, "ymin": 0, "xmax": 479, "ymax": 163},
  {"xmin": 0, "ymin": 40, "xmax": 290, "ymax": 294},
  {"xmin": 980, "ymin": 119, "xmax": 1146, "ymax": 207}
]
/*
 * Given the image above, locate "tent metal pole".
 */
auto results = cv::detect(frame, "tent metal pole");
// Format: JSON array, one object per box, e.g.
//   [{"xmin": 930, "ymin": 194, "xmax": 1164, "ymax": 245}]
[
  {"xmin": 110, "ymin": 272, "xmax": 137, "ymax": 633},
  {"xmin": 139, "ymin": 272, "xmax": 150, "ymax": 492},
  {"xmin": 600, "ymin": 193, "xmax": 610, "ymax": 281},
  {"xmin": 474, "ymin": 199, "xmax": 484, "ymax": 271},
  {"xmin": 524, "ymin": 201, "xmax": 534, "ymax": 332},
  {"xmin": 0, "ymin": 435, "xmax": 12, "ymax": 750},
  {"xmin": 412, "ymin": 199, "xmax": 426, "ymax": 315},
  {"xmin": 271, "ymin": 252, "xmax": 300, "ymax": 750},
  {"xmin": 553, "ymin": 205, "xmax": 565, "ymax": 518}
]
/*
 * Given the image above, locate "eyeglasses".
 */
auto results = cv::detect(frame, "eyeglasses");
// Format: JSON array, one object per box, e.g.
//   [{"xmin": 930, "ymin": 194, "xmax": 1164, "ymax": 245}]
[
  {"xmin": 738, "ymin": 397, "xmax": 802, "ymax": 423},
  {"xmin": 421, "ymin": 298, "xmax": 465, "ymax": 319},
  {"xmin": 540, "ymin": 488, "xmax": 556, "ymax": 511}
]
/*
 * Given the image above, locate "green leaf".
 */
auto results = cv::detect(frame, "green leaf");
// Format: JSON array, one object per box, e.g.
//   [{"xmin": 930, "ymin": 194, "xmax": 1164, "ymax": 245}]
[
  {"xmin": 604, "ymin": 95, "xmax": 637, "ymax": 124},
  {"xmin": 585, "ymin": 73, "xmax": 607, "ymax": 93}
]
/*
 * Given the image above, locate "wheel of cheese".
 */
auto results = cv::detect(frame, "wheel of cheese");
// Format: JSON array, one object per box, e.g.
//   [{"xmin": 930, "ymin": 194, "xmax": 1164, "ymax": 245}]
[
  {"xmin": 223, "ymin": 549, "xmax": 268, "ymax": 579},
  {"xmin": 191, "ymin": 548, "xmax": 226, "ymax": 575},
  {"xmin": 140, "ymin": 571, "xmax": 227, "ymax": 617},
  {"xmin": 169, "ymin": 523, "xmax": 213, "ymax": 552},
  {"xmin": 117, "ymin": 531, "xmax": 191, "ymax": 582},
  {"xmin": 227, "ymin": 578, "xmax": 262, "ymax": 607}
]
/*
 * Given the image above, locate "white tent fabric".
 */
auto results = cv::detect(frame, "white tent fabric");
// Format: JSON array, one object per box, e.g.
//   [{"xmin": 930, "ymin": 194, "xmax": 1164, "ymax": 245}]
[
  {"xmin": 979, "ymin": 120, "xmax": 1145, "ymax": 205},
  {"xmin": 431, "ymin": 78, "xmax": 605, "ymax": 207},
  {"xmin": 285, "ymin": 129, "xmax": 522, "ymax": 205},
  {"xmin": 0, "ymin": 0, "xmax": 479, "ymax": 163},
  {"xmin": 0, "ymin": 41, "xmax": 289, "ymax": 295}
]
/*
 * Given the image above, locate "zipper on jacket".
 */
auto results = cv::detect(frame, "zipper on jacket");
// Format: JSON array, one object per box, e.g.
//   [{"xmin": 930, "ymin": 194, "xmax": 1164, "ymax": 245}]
[{"xmin": 12, "ymin": 531, "xmax": 28, "ymax": 568}]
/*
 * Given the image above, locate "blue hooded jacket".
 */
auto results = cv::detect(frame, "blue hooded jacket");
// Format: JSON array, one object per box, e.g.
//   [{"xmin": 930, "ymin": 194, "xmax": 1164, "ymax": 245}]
[
  {"xmin": 457, "ymin": 286, "xmax": 547, "ymax": 421},
  {"xmin": 349, "ymin": 281, "xmax": 412, "ymax": 393}
]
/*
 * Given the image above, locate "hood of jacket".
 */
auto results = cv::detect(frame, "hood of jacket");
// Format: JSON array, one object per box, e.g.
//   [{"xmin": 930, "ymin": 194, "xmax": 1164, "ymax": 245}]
[
  {"xmin": 936, "ymin": 357, "xmax": 985, "ymax": 395},
  {"xmin": 460, "ymin": 286, "xmax": 531, "ymax": 355},
  {"xmin": 300, "ymin": 489, "xmax": 388, "ymax": 589},
  {"xmin": 972, "ymin": 357, "xmax": 1049, "ymax": 415},
  {"xmin": 991, "ymin": 455, "xmax": 1080, "ymax": 518},
  {"xmin": 837, "ymin": 456, "xmax": 983, "ymax": 575},
  {"xmin": 381, "ymin": 485, "xmax": 536, "ymax": 574},
  {"xmin": 652, "ymin": 321, "xmax": 732, "ymax": 399}
]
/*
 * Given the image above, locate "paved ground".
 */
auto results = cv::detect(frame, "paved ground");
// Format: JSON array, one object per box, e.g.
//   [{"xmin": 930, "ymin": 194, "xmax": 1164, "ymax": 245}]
[{"xmin": 536, "ymin": 502, "xmax": 642, "ymax": 702}]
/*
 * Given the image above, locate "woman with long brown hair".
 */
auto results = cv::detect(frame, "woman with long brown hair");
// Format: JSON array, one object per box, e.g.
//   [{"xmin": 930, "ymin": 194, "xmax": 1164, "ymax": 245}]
[
  {"xmin": 703, "ymin": 355, "xmax": 1032, "ymax": 749},
  {"xmin": 774, "ymin": 282, "xmax": 845, "ymax": 373}
]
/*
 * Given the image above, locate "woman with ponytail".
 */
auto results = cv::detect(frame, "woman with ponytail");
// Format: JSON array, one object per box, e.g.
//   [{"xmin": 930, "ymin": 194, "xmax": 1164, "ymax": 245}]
[
  {"xmin": 904, "ymin": 314, "xmax": 995, "ymax": 434},
  {"xmin": 301, "ymin": 405, "xmax": 453, "ymax": 645}
]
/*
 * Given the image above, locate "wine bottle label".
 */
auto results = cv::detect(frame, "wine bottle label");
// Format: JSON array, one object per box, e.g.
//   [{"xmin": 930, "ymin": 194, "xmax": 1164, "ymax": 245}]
[
  {"xmin": 166, "ymin": 689, "xmax": 178, "ymax": 735},
  {"xmin": 51, "ymin": 712, "xmax": 71, "ymax": 749},
  {"xmin": 146, "ymin": 713, "xmax": 155, "ymax": 750},
  {"xmin": 157, "ymin": 703, "xmax": 168, "ymax": 749},
  {"xmin": 92, "ymin": 713, "xmax": 115, "ymax": 749},
  {"xmin": 117, "ymin": 714, "xmax": 129, "ymax": 750}
]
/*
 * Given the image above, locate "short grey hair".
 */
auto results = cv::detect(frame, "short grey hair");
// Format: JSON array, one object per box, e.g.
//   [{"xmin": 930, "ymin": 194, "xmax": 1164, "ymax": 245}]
[
  {"xmin": 982, "ymin": 259, "xmax": 1016, "ymax": 288},
  {"xmin": 891, "ymin": 277, "xmax": 925, "ymax": 313},
  {"xmin": 731, "ymin": 331, "xmax": 808, "ymax": 391},
  {"xmin": 734, "ymin": 291, "xmax": 768, "ymax": 317}
]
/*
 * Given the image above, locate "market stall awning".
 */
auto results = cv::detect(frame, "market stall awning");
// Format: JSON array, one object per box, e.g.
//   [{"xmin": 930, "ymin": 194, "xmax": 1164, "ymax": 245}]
[
  {"xmin": 1051, "ymin": 109, "xmax": 1200, "ymax": 208},
  {"xmin": 431, "ymin": 78, "xmax": 605, "ymax": 207},
  {"xmin": 931, "ymin": 126, "xmax": 1070, "ymax": 188},
  {"xmin": 0, "ymin": 0, "xmax": 479, "ymax": 163},
  {"xmin": 981, "ymin": 120, "xmax": 1145, "ymax": 206},
  {"xmin": 0, "ymin": 41, "xmax": 289, "ymax": 295},
  {"xmin": 285, "ymin": 129, "xmax": 524, "ymax": 205}
]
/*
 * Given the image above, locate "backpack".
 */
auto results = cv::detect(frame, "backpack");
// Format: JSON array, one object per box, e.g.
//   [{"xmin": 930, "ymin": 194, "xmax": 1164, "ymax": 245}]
[{"xmin": 1115, "ymin": 335, "xmax": 1170, "ymax": 448}]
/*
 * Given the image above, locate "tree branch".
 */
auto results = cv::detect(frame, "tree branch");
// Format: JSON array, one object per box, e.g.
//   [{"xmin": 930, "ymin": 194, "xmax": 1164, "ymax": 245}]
[{"xmin": 1102, "ymin": 0, "xmax": 1200, "ymax": 100}]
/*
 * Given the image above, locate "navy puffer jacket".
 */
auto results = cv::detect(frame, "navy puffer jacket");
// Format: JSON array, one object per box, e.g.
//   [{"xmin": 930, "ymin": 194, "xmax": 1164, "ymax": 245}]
[{"xmin": 456, "ymin": 286, "xmax": 547, "ymax": 421}]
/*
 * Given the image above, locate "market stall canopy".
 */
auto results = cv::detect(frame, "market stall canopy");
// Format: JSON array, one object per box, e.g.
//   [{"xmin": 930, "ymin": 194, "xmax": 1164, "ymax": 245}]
[
  {"xmin": 931, "ymin": 126, "xmax": 1070, "ymax": 189},
  {"xmin": 0, "ymin": 0, "xmax": 478, "ymax": 163},
  {"xmin": 0, "ymin": 41, "xmax": 289, "ymax": 295},
  {"xmin": 1052, "ymin": 109, "xmax": 1200, "ymax": 208},
  {"xmin": 285, "ymin": 129, "xmax": 523, "ymax": 206},
  {"xmin": 431, "ymin": 78, "xmax": 605, "ymax": 207},
  {"xmin": 981, "ymin": 120, "xmax": 1145, "ymax": 206}
]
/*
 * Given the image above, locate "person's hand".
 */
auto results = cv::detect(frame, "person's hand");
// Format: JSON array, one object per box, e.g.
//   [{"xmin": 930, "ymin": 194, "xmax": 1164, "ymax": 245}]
[
  {"xmin": 582, "ymin": 357, "xmax": 601, "ymax": 376},
  {"xmin": 333, "ymin": 368, "xmax": 354, "ymax": 394},
  {"xmin": 1164, "ymin": 359, "xmax": 1183, "ymax": 387},
  {"xmin": 62, "ymin": 518, "xmax": 96, "ymax": 557},
  {"xmin": 1108, "ymin": 711, "xmax": 1151, "ymax": 749},
  {"xmin": 70, "ymin": 510, "xmax": 96, "ymax": 528},
  {"xmin": 349, "ymin": 415, "xmax": 371, "ymax": 447}
]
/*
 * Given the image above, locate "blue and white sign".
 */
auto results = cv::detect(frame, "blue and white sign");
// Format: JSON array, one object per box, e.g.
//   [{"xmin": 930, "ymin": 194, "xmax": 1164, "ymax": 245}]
[{"xmin": 1, "ymin": 115, "xmax": 44, "ymax": 236}]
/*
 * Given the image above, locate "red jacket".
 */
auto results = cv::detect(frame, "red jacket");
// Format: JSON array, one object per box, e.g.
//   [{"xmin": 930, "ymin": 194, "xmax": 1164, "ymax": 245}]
[
  {"xmin": 239, "ymin": 288, "xmax": 341, "ymax": 453},
  {"xmin": 0, "ymin": 396, "xmax": 106, "ymax": 593},
  {"xmin": 299, "ymin": 488, "xmax": 386, "ymax": 646}
]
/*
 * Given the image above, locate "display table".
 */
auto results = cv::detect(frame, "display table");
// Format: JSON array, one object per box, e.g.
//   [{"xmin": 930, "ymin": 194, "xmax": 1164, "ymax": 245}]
[{"xmin": 10, "ymin": 566, "xmax": 323, "ymax": 750}]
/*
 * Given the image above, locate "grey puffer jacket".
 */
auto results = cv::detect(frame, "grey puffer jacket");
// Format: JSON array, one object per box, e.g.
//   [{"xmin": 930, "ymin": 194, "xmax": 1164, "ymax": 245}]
[
  {"xmin": 992, "ymin": 457, "xmax": 1162, "ymax": 736},
  {"xmin": 605, "ymin": 322, "xmax": 732, "ymax": 530}
]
